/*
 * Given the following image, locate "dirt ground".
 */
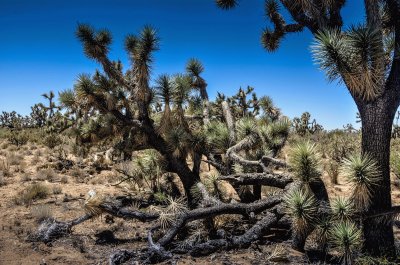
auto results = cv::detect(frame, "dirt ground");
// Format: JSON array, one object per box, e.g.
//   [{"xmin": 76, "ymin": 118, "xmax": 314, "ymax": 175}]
[{"xmin": 0, "ymin": 142, "xmax": 399, "ymax": 265}]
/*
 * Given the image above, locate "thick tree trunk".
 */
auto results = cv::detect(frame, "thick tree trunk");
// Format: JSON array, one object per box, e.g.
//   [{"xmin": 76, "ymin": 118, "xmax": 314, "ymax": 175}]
[{"xmin": 358, "ymin": 92, "xmax": 397, "ymax": 257}]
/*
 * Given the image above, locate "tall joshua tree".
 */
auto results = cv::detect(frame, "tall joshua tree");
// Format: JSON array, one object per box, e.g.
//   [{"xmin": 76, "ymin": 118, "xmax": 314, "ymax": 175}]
[
  {"xmin": 72, "ymin": 24, "xmax": 201, "ymax": 205},
  {"xmin": 215, "ymin": 0, "xmax": 400, "ymax": 257}
]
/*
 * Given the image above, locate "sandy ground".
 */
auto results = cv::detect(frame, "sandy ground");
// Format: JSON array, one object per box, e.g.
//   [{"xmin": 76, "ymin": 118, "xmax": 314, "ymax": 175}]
[{"xmin": 0, "ymin": 142, "xmax": 399, "ymax": 265}]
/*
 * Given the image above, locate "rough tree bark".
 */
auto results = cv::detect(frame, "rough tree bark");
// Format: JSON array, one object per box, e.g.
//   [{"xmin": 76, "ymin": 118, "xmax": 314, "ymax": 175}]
[{"xmin": 357, "ymin": 82, "xmax": 400, "ymax": 256}]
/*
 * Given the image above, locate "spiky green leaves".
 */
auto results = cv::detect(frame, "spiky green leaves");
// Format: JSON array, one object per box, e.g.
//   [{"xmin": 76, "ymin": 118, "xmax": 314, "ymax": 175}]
[
  {"xmin": 204, "ymin": 121, "xmax": 231, "ymax": 153},
  {"xmin": 330, "ymin": 221, "xmax": 363, "ymax": 265},
  {"xmin": 186, "ymin": 58, "xmax": 204, "ymax": 77},
  {"xmin": 260, "ymin": 117, "xmax": 290, "ymax": 151},
  {"xmin": 331, "ymin": 196, "xmax": 355, "ymax": 221},
  {"xmin": 74, "ymin": 74, "xmax": 96, "ymax": 100},
  {"xmin": 288, "ymin": 141, "xmax": 321, "ymax": 184},
  {"xmin": 215, "ymin": 0, "xmax": 238, "ymax": 10},
  {"xmin": 341, "ymin": 153, "xmax": 381, "ymax": 211},
  {"xmin": 284, "ymin": 188, "xmax": 319, "ymax": 235},
  {"xmin": 155, "ymin": 74, "xmax": 173, "ymax": 104},
  {"xmin": 76, "ymin": 24, "xmax": 112, "ymax": 59},
  {"xmin": 236, "ymin": 116, "xmax": 258, "ymax": 140},
  {"xmin": 134, "ymin": 26, "xmax": 159, "ymax": 65},
  {"xmin": 58, "ymin": 89, "xmax": 76, "ymax": 109},
  {"xmin": 165, "ymin": 126, "xmax": 190, "ymax": 158},
  {"xmin": 312, "ymin": 26, "xmax": 385, "ymax": 101},
  {"xmin": 172, "ymin": 74, "xmax": 192, "ymax": 107}
]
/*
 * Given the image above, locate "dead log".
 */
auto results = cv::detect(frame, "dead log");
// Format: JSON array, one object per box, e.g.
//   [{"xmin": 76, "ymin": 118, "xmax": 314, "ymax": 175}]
[
  {"xmin": 188, "ymin": 212, "xmax": 278, "ymax": 256},
  {"xmin": 156, "ymin": 194, "xmax": 282, "ymax": 247},
  {"xmin": 30, "ymin": 214, "xmax": 92, "ymax": 243},
  {"xmin": 218, "ymin": 172, "xmax": 292, "ymax": 189}
]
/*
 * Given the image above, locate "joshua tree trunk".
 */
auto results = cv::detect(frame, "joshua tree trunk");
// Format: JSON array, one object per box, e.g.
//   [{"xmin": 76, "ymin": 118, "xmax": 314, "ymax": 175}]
[{"xmin": 357, "ymin": 87, "xmax": 399, "ymax": 256}]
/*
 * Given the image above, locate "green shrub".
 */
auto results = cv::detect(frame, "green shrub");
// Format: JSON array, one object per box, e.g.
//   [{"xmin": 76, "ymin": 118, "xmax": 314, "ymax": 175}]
[
  {"xmin": 42, "ymin": 133, "xmax": 62, "ymax": 149},
  {"xmin": 7, "ymin": 130, "xmax": 29, "ymax": 146}
]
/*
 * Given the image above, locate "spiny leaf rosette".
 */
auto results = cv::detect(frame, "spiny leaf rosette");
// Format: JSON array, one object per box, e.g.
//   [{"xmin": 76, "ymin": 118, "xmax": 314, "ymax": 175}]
[
  {"xmin": 288, "ymin": 141, "xmax": 322, "ymax": 185},
  {"xmin": 284, "ymin": 188, "xmax": 319, "ymax": 235},
  {"xmin": 340, "ymin": 153, "xmax": 381, "ymax": 212},
  {"xmin": 330, "ymin": 221, "xmax": 363, "ymax": 265}
]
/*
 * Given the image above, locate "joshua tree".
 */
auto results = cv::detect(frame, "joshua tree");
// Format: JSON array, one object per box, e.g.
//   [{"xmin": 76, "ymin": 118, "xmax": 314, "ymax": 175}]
[
  {"xmin": 64, "ymin": 24, "xmax": 205, "ymax": 205},
  {"xmin": 42, "ymin": 91, "xmax": 60, "ymax": 120},
  {"xmin": 293, "ymin": 112, "xmax": 323, "ymax": 136},
  {"xmin": 215, "ymin": 0, "xmax": 400, "ymax": 256},
  {"xmin": 30, "ymin": 103, "xmax": 48, "ymax": 128}
]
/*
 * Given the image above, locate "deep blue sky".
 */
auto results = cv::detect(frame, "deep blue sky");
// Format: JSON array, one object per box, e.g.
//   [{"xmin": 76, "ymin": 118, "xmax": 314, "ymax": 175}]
[{"xmin": 0, "ymin": 0, "xmax": 365, "ymax": 129}]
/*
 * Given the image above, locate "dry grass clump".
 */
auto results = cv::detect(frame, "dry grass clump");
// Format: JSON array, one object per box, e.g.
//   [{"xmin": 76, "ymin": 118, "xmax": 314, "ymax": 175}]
[
  {"xmin": 0, "ymin": 158, "xmax": 11, "ymax": 177},
  {"xmin": 7, "ymin": 152, "xmax": 24, "ymax": 166},
  {"xmin": 15, "ymin": 160, "xmax": 27, "ymax": 173},
  {"xmin": 0, "ymin": 141, "xmax": 9, "ymax": 149},
  {"xmin": 70, "ymin": 166, "xmax": 87, "ymax": 182},
  {"xmin": 36, "ymin": 168, "xmax": 58, "ymax": 182},
  {"xmin": 31, "ymin": 155, "xmax": 41, "ymax": 164},
  {"xmin": 52, "ymin": 185, "xmax": 62, "ymax": 194},
  {"xmin": 0, "ymin": 172, "xmax": 6, "ymax": 186},
  {"xmin": 20, "ymin": 174, "xmax": 32, "ymax": 182},
  {"xmin": 14, "ymin": 183, "xmax": 50, "ymax": 205},
  {"xmin": 60, "ymin": 175, "xmax": 69, "ymax": 184},
  {"xmin": 7, "ymin": 145, "xmax": 17, "ymax": 152},
  {"xmin": 31, "ymin": 204, "xmax": 53, "ymax": 223},
  {"xmin": 7, "ymin": 152, "xmax": 23, "ymax": 166}
]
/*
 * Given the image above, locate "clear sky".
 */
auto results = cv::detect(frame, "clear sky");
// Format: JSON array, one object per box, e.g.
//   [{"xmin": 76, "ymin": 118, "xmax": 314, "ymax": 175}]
[{"xmin": 0, "ymin": 0, "xmax": 366, "ymax": 129}]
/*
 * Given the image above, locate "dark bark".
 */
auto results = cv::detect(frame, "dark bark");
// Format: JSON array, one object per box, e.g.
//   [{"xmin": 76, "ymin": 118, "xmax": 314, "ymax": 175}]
[
  {"xmin": 157, "ymin": 194, "xmax": 282, "ymax": 247},
  {"xmin": 357, "ymin": 89, "xmax": 398, "ymax": 256},
  {"xmin": 189, "ymin": 212, "xmax": 278, "ymax": 256},
  {"xmin": 219, "ymin": 172, "xmax": 292, "ymax": 189}
]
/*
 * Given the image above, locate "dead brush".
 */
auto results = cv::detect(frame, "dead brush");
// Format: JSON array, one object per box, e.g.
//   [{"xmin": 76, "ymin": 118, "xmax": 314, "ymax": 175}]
[
  {"xmin": 69, "ymin": 166, "xmax": 87, "ymax": 182},
  {"xmin": 31, "ymin": 155, "xmax": 40, "ymax": 164},
  {"xmin": 14, "ymin": 182, "xmax": 50, "ymax": 205},
  {"xmin": 52, "ymin": 185, "xmax": 62, "ymax": 194},
  {"xmin": 7, "ymin": 152, "xmax": 23, "ymax": 166},
  {"xmin": 31, "ymin": 204, "xmax": 53, "ymax": 223},
  {"xmin": 0, "ymin": 172, "xmax": 6, "ymax": 186},
  {"xmin": 0, "ymin": 158, "xmax": 11, "ymax": 177},
  {"xmin": 265, "ymin": 244, "xmax": 288, "ymax": 263},
  {"xmin": 16, "ymin": 160, "xmax": 27, "ymax": 173}
]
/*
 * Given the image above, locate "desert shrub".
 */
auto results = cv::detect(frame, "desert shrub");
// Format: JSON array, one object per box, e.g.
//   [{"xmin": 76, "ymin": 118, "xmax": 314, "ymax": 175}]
[
  {"xmin": 326, "ymin": 131, "xmax": 360, "ymax": 162},
  {"xmin": 31, "ymin": 155, "xmax": 40, "ymax": 165},
  {"xmin": 0, "ymin": 172, "xmax": 6, "ymax": 186},
  {"xmin": 7, "ymin": 152, "xmax": 23, "ymax": 165},
  {"xmin": 0, "ymin": 158, "xmax": 11, "ymax": 177},
  {"xmin": 0, "ymin": 141, "xmax": 9, "ymax": 149},
  {"xmin": 14, "ymin": 183, "xmax": 50, "ymax": 205},
  {"xmin": 390, "ymin": 152, "xmax": 400, "ymax": 180},
  {"xmin": 60, "ymin": 175, "xmax": 69, "ymax": 183},
  {"xmin": 21, "ymin": 174, "xmax": 31, "ymax": 182},
  {"xmin": 71, "ymin": 142, "xmax": 90, "ymax": 157},
  {"xmin": 36, "ymin": 168, "xmax": 58, "ymax": 182},
  {"xmin": 52, "ymin": 185, "xmax": 62, "ymax": 194},
  {"xmin": 327, "ymin": 161, "xmax": 340, "ymax": 185},
  {"xmin": 7, "ymin": 130, "xmax": 29, "ymax": 147},
  {"xmin": 31, "ymin": 204, "xmax": 53, "ymax": 223},
  {"xmin": 42, "ymin": 133, "xmax": 62, "ymax": 149},
  {"xmin": 69, "ymin": 166, "xmax": 87, "ymax": 182}
]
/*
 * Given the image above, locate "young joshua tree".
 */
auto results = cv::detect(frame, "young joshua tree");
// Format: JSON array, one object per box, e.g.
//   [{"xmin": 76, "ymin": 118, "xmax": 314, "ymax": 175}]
[{"xmin": 215, "ymin": 0, "xmax": 400, "ymax": 257}]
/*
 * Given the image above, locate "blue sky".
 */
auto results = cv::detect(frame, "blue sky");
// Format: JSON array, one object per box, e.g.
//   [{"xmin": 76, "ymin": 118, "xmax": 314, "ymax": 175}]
[{"xmin": 0, "ymin": 0, "xmax": 365, "ymax": 129}]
